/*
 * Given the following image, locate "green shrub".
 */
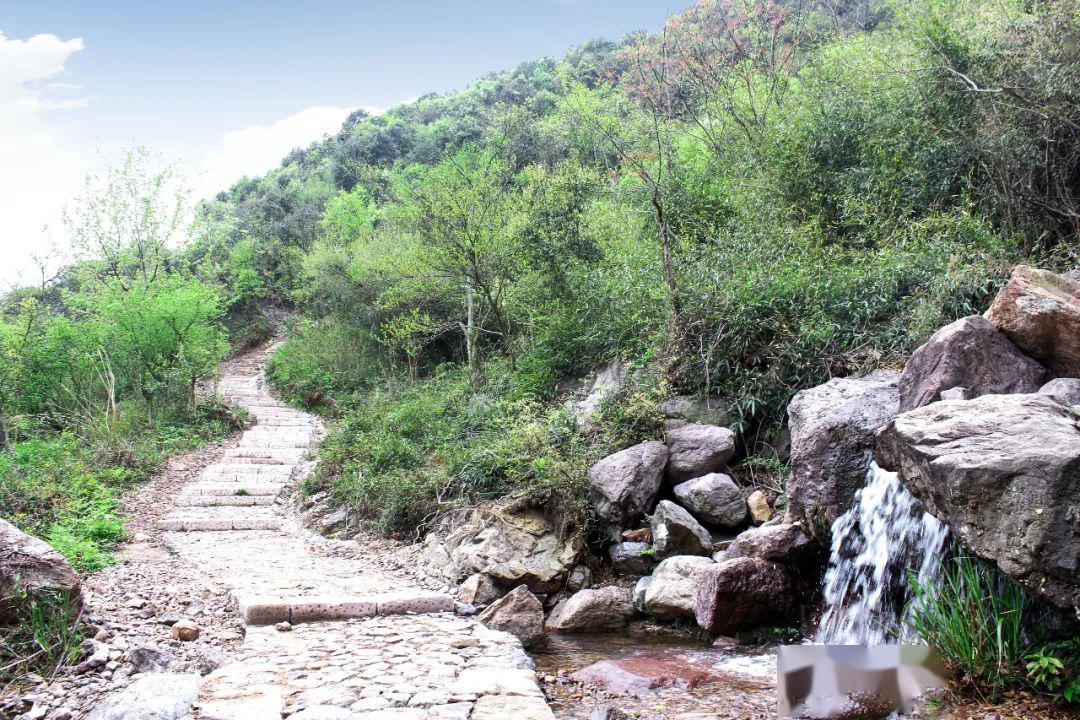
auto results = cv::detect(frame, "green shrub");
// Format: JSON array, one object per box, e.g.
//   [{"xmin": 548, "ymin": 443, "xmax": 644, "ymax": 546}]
[
  {"xmin": 310, "ymin": 363, "xmax": 594, "ymax": 537},
  {"xmin": 267, "ymin": 319, "xmax": 382, "ymax": 410}
]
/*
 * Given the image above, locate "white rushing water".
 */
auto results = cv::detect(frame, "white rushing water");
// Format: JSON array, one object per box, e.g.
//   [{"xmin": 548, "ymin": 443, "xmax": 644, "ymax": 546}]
[{"xmin": 816, "ymin": 461, "xmax": 949, "ymax": 644}]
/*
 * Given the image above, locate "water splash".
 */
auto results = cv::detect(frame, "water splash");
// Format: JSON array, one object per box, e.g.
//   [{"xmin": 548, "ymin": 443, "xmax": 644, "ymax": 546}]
[{"xmin": 816, "ymin": 461, "xmax": 949, "ymax": 644}]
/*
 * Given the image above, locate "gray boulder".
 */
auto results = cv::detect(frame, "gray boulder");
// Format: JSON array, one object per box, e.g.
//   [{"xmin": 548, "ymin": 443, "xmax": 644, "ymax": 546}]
[
  {"xmin": 575, "ymin": 360, "xmax": 627, "ymax": 422},
  {"xmin": 641, "ymin": 555, "xmax": 715, "ymax": 620},
  {"xmin": 477, "ymin": 585, "xmax": 546, "ymax": 649},
  {"xmin": 898, "ymin": 315, "xmax": 1047, "ymax": 412},
  {"xmin": 664, "ymin": 421, "xmax": 736, "ymax": 483},
  {"xmin": 445, "ymin": 508, "xmax": 583, "ymax": 594},
  {"xmin": 876, "ymin": 393, "xmax": 1080, "ymax": 616},
  {"xmin": 632, "ymin": 576, "xmax": 651, "ymax": 613},
  {"xmin": 0, "ymin": 518, "xmax": 81, "ymax": 624},
  {"xmin": 985, "ymin": 265, "xmax": 1080, "ymax": 377},
  {"xmin": 672, "ymin": 473, "xmax": 747, "ymax": 528},
  {"xmin": 88, "ymin": 673, "xmax": 200, "ymax": 720},
  {"xmin": 726, "ymin": 523, "xmax": 816, "ymax": 570},
  {"xmin": 1039, "ymin": 377, "xmax": 1080, "ymax": 407},
  {"xmin": 651, "ymin": 500, "xmax": 712, "ymax": 558},
  {"xmin": 785, "ymin": 370, "xmax": 901, "ymax": 537},
  {"xmin": 608, "ymin": 541, "xmax": 656, "ymax": 576},
  {"xmin": 545, "ymin": 586, "xmax": 635, "ymax": 633},
  {"xmin": 588, "ymin": 441, "xmax": 669, "ymax": 537},
  {"xmin": 695, "ymin": 557, "xmax": 796, "ymax": 636},
  {"xmin": 659, "ymin": 395, "xmax": 731, "ymax": 427}
]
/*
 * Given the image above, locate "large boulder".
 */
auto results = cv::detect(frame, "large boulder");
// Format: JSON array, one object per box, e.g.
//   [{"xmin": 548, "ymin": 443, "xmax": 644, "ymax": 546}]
[
  {"xmin": 0, "ymin": 518, "xmax": 81, "ymax": 624},
  {"xmin": 985, "ymin": 265, "xmax": 1080, "ymax": 377},
  {"xmin": 726, "ymin": 523, "xmax": 816, "ymax": 570},
  {"xmin": 650, "ymin": 501, "xmax": 712, "ymax": 558},
  {"xmin": 457, "ymin": 573, "xmax": 503, "ymax": 607},
  {"xmin": 898, "ymin": 315, "xmax": 1047, "ymax": 412},
  {"xmin": 545, "ymin": 586, "xmax": 635, "ymax": 633},
  {"xmin": 672, "ymin": 473, "xmax": 747, "ymax": 528},
  {"xmin": 477, "ymin": 585, "xmax": 546, "ymax": 649},
  {"xmin": 641, "ymin": 555, "xmax": 715, "ymax": 620},
  {"xmin": 575, "ymin": 360, "xmax": 627, "ymax": 422},
  {"xmin": 785, "ymin": 370, "xmax": 901, "ymax": 537},
  {"xmin": 1040, "ymin": 377, "xmax": 1080, "ymax": 407},
  {"xmin": 695, "ymin": 557, "xmax": 796, "ymax": 636},
  {"xmin": 588, "ymin": 441, "xmax": 669, "ymax": 538},
  {"xmin": 876, "ymin": 393, "xmax": 1080, "ymax": 616},
  {"xmin": 664, "ymin": 421, "xmax": 736, "ymax": 483},
  {"xmin": 445, "ymin": 508, "xmax": 583, "ymax": 594}
]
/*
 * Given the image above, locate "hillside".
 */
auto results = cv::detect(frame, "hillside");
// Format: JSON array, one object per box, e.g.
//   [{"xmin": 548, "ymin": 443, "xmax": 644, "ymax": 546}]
[{"xmin": 2, "ymin": 0, "xmax": 1079, "ymax": 716}]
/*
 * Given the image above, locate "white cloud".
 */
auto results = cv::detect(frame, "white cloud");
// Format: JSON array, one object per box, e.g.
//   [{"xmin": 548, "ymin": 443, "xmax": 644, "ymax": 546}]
[
  {"xmin": 0, "ymin": 30, "xmax": 89, "ymax": 287},
  {"xmin": 196, "ymin": 104, "xmax": 379, "ymax": 201}
]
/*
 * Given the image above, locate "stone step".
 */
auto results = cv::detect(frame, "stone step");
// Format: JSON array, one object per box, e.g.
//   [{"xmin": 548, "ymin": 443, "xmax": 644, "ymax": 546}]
[
  {"xmin": 236, "ymin": 590, "xmax": 456, "ymax": 625},
  {"xmin": 159, "ymin": 507, "xmax": 282, "ymax": 532},
  {"xmin": 176, "ymin": 494, "xmax": 277, "ymax": 507},
  {"xmin": 185, "ymin": 481, "xmax": 285, "ymax": 496},
  {"xmin": 201, "ymin": 467, "xmax": 293, "ymax": 480}
]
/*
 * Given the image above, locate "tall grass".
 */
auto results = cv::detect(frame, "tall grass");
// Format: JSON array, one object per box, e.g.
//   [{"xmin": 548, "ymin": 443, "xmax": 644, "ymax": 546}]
[
  {"xmin": 906, "ymin": 556, "xmax": 1030, "ymax": 699},
  {"xmin": 0, "ymin": 590, "xmax": 83, "ymax": 687}
]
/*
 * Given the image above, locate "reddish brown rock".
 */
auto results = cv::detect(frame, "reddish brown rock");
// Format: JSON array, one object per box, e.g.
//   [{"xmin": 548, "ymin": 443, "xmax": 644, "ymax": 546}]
[
  {"xmin": 985, "ymin": 265, "xmax": 1080, "ymax": 377},
  {"xmin": 898, "ymin": 315, "xmax": 1047, "ymax": 412},
  {"xmin": 695, "ymin": 557, "xmax": 795, "ymax": 636},
  {"xmin": 571, "ymin": 649, "xmax": 767, "ymax": 695}
]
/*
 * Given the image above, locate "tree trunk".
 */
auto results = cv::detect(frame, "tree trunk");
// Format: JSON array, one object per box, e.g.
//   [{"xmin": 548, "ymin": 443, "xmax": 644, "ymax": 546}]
[{"xmin": 465, "ymin": 274, "xmax": 481, "ymax": 387}]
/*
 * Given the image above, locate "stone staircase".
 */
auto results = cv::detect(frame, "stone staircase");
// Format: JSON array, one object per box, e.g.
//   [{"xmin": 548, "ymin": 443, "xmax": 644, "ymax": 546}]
[{"xmin": 148, "ymin": 348, "xmax": 554, "ymax": 719}]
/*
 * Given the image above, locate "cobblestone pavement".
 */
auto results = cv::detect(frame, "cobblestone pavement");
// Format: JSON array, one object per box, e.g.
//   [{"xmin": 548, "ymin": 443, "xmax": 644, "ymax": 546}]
[{"xmin": 89, "ymin": 348, "xmax": 555, "ymax": 720}]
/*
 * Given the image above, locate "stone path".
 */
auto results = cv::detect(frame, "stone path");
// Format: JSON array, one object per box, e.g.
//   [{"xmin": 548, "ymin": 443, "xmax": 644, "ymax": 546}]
[{"xmin": 133, "ymin": 350, "xmax": 554, "ymax": 719}]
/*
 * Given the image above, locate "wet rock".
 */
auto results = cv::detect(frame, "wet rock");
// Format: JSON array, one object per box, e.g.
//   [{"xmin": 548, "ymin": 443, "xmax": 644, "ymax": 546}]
[
  {"xmin": 695, "ymin": 557, "xmax": 796, "ymax": 636},
  {"xmin": 672, "ymin": 473, "xmax": 747, "ymax": 528},
  {"xmin": 651, "ymin": 500, "xmax": 712, "ymax": 558},
  {"xmin": 477, "ymin": 585, "xmax": 545, "ymax": 649},
  {"xmin": 898, "ymin": 315, "xmax": 1047, "ymax": 412},
  {"xmin": 786, "ymin": 370, "xmax": 900, "ymax": 537},
  {"xmin": 608, "ymin": 542, "xmax": 656, "ymax": 576},
  {"xmin": 571, "ymin": 650, "xmax": 743, "ymax": 695},
  {"xmin": 87, "ymin": 672, "xmax": 200, "ymax": 720},
  {"xmin": 726, "ymin": 523, "xmax": 815, "ymax": 570},
  {"xmin": 747, "ymin": 490, "xmax": 772, "ymax": 524},
  {"xmin": 170, "ymin": 619, "xmax": 200, "ymax": 642},
  {"xmin": 642, "ymin": 555, "xmax": 715, "ymax": 620},
  {"xmin": 588, "ymin": 440, "xmax": 669, "ymax": 538},
  {"xmin": 457, "ymin": 573, "xmax": 503, "ymax": 607},
  {"xmin": 0, "ymin": 518, "xmax": 81, "ymax": 624},
  {"xmin": 985, "ymin": 265, "xmax": 1080, "ymax": 377},
  {"xmin": 1039, "ymin": 377, "xmax": 1080, "ymax": 407},
  {"xmin": 545, "ymin": 586, "xmax": 634, "ymax": 633},
  {"xmin": 664, "ymin": 421, "xmax": 737, "ymax": 483},
  {"xmin": 446, "ymin": 508, "xmax": 583, "ymax": 594},
  {"xmin": 876, "ymin": 393, "xmax": 1080, "ymax": 616}
]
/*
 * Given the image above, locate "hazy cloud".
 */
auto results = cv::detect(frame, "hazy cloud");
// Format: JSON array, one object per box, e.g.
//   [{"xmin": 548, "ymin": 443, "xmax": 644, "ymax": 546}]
[{"xmin": 0, "ymin": 30, "xmax": 89, "ymax": 286}]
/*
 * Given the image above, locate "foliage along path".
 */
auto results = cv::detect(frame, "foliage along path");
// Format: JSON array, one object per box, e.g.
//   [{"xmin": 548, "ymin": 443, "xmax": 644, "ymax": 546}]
[{"xmin": 103, "ymin": 346, "xmax": 555, "ymax": 719}]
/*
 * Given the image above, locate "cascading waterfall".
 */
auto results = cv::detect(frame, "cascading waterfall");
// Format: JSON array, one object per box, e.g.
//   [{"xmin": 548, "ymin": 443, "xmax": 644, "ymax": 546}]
[{"xmin": 816, "ymin": 461, "xmax": 949, "ymax": 644}]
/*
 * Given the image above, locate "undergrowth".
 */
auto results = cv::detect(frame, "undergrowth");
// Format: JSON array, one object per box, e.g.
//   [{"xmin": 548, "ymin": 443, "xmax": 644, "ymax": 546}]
[
  {"xmin": 0, "ymin": 400, "xmax": 242, "ymax": 572},
  {"xmin": 907, "ymin": 556, "xmax": 1079, "ymax": 706},
  {"xmin": 0, "ymin": 590, "xmax": 83, "ymax": 688}
]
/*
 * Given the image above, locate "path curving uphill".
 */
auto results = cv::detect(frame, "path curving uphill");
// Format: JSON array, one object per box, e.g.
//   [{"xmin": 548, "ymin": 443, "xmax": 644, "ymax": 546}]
[{"xmin": 90, "ymin": 347, "xmax": 555, "ymax": 720}]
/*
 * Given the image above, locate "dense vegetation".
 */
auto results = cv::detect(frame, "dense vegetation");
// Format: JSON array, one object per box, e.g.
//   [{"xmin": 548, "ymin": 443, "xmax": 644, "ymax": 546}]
[
  {"xmin": 222, "ymin": 0, "xmax": 1079, "ymax": 537},
  {"xmin": 0, "ymin": 151, "xmax": 241, "ymax": 573}
]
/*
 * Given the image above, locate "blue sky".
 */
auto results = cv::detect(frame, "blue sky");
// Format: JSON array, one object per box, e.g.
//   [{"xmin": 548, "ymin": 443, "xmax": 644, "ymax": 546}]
[{"xmin": 0, "ymin": 0, "xmax": 674, "ymax": 284}]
